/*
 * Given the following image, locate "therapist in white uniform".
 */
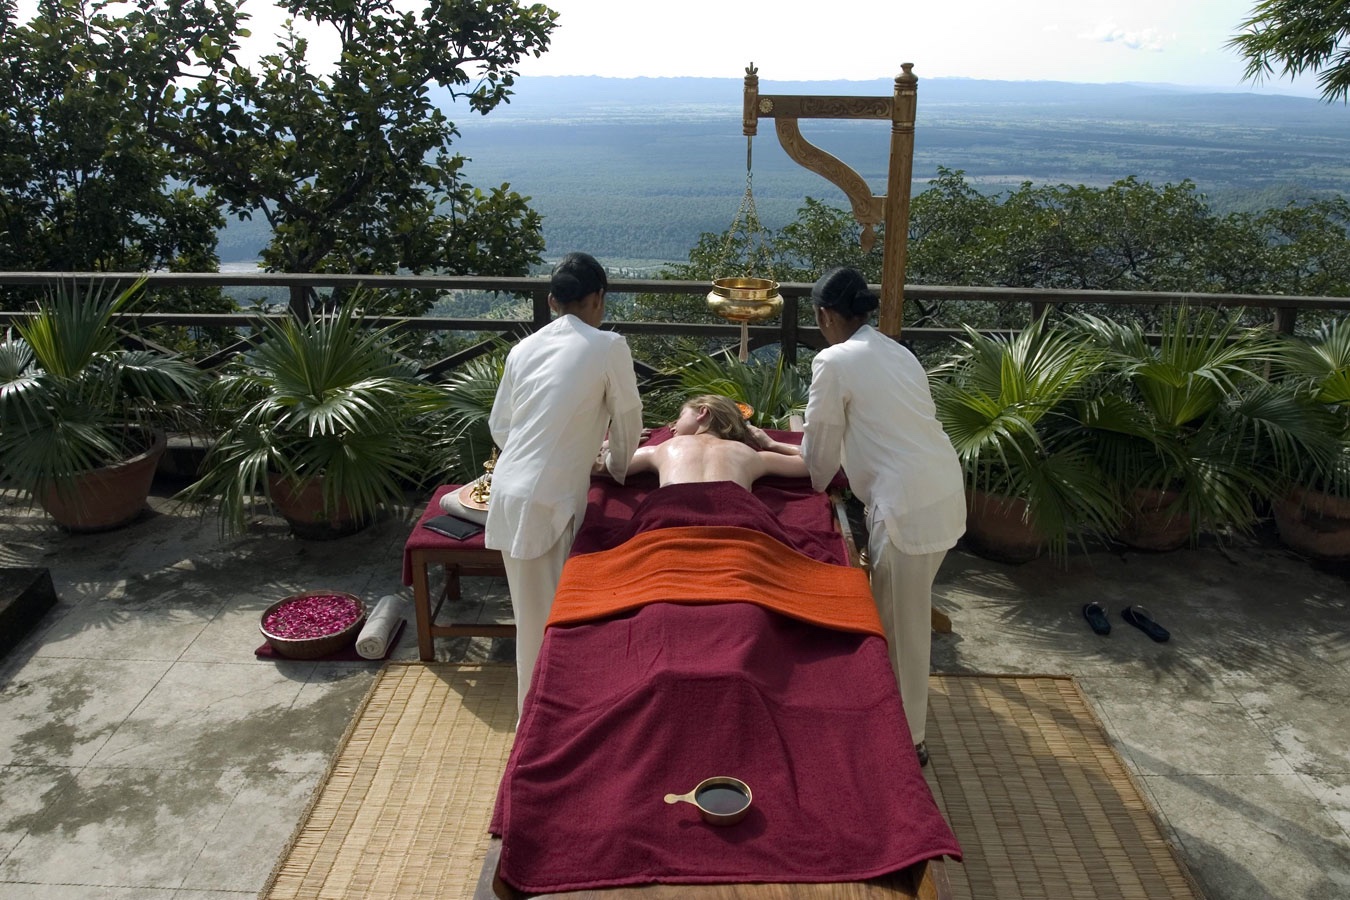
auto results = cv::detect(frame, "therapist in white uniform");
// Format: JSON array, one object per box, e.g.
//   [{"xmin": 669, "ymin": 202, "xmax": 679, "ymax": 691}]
[
  {"xmin": 798, "ymin": 267, "xmax": 966, "ymax": 767},
  {"xmin": 485, "ymin": 252, "xmax": 643, "ymax": 714}
]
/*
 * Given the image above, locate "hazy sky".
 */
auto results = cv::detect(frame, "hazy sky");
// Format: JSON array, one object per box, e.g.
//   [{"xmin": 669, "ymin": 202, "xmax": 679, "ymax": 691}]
[
  {"xmin": 237, "ymin": 0, "xmax": 1322, "ymax": 95},
  {"xmin": 13, "ymin": 0, "xmax": 1327, "ymax": 96},
  {"xmin": 506, "ymin": 0, "xmax": 1285, "ymax": 87}
]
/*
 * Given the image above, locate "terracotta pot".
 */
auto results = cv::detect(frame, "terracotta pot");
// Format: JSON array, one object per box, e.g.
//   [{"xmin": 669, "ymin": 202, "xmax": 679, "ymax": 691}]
[
  {"xmin": 963, "ymin": 490, "xmax": 1046, "ymax": 564},
  {"xmin": 266, "ymin": 473, "xmax": 370, "ymax": 540},
  {"xmin": 39, "ymin": 430, "xmax": 166, "ymax": 532},
  {"xmin": 1118, "ymin": 487, "xmax": 1192, "ymax": 552},
  {"xmin": 1272, "ymin": 485, "xmax": 1350, "ymax": 561}
]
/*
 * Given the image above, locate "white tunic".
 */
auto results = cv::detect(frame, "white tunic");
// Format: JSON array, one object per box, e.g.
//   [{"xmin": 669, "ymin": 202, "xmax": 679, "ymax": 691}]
[
  {"xmin": 801, "ymin": 324, "xmax": 966, "ymax": 555},
  {"xmin": 485, "ymin": 315, "xmax": 643, "ymax": 560}
]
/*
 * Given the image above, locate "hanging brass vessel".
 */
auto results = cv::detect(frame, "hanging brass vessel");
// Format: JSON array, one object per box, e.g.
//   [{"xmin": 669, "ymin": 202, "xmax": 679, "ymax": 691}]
[{"xmin": 706, "ymin": 276, "xmax": 782, "ymax": 323}]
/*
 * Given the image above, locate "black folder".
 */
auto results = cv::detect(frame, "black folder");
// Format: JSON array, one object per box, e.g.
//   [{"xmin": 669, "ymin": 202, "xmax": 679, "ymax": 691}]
[{"xmin": 421, "ymin": 514, "xmax": 484, "ymax": 540}]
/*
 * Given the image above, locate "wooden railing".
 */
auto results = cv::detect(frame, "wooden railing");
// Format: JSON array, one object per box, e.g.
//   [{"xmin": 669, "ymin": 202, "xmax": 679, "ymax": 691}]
[{"xmin": 3, "ymin": 272, "xmax": 1348, "ymax": 374}]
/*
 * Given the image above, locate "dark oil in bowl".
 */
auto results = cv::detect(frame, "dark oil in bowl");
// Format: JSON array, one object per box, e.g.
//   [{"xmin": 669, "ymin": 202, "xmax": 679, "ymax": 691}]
[{"xmin": 695, "ymin": 784, "xmax": 750, "ymax": 815}]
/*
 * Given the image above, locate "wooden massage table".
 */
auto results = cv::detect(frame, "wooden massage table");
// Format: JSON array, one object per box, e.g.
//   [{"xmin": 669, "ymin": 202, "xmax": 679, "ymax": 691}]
[{"xmin": 476, "ymin": 431, "xmax": 960, "ymax": 899}]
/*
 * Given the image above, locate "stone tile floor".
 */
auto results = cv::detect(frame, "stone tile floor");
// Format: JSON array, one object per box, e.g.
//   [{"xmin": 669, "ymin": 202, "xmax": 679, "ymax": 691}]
[{"xmin": 0, "ymin": 486, "xmax": 1348, "ymax": 899}]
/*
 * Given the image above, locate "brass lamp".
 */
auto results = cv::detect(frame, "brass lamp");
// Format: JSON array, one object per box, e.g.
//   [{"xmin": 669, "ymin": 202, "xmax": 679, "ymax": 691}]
[{"xmin": 468, "ymin": 449, "xmax": 496, "ymax": 506}]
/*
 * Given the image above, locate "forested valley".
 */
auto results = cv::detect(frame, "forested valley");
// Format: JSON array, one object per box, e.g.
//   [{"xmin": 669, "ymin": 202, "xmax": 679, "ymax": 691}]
[
  {"xmin": 430, "ymin": 76, "xmax": 1350, "ymax": 271},
  {"xmin": 211, "ymin": 76, "xmax": 1350, "ymax": 324}
]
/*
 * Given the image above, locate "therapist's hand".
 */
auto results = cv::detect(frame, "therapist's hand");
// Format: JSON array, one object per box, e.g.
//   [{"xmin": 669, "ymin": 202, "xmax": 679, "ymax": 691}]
[{"xmin": 748, "ymin": 424, "xmax": 803, "ymax": 457}]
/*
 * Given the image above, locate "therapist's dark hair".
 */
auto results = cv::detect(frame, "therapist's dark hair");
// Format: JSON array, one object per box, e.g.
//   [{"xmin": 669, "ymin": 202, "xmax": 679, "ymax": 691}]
[
  {"xmin": 550, "ymin": 252, "xmax": 609, "ymax": 305},
  {"xmin": 811, "ymin": 267, "xmax": 878, "ymax": 320}
]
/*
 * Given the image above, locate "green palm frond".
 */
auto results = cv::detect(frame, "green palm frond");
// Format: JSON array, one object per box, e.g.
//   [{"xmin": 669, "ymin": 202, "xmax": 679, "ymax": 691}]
[
  {"xmin": 1275, "ymin": 317, "xmax": 1350, "ymax": 407},
  {"xmin": 933, "ymin": 394, "xmax": 1048, "ymax": 492},
  {"xmin": 0, "ymin": 418, "xmax": 124, "ymax": 493},
  {"xmin": 1170, "ymin": 446, "xmax": 1269, "ymax": 534},
  {"xmin": 13, "ymin": 278, "xmax": 138, "ymax": 380},
  {"xmin": 1078, "ymin": 307, "xmax": 1271, "ymax": 429},
  {"xmin": 932, "ymin": 317, "xmax": 1119, "ymax": 555},
  {"xmin": 1067, "ymin": 305, "xmax": 1296, "ymax": 539},
  {"xmin": 438, "ymin": 345, "xmax": 508, "ymax": 424},
  {"xmin": 431, "ymin": 343, "xmax": 509, "ymax": 483},
  {"xmin": 648, "ymin": 349, "xmax": 808, "ymax": 429},
  {"xmin": 0, "ymin": 332, "xmax": 42, "ymax": 426},
  {"xmin": 0, "ymin": 331, "xmax": 33, "ymax": 381},
  {"xmin": 935, "ymin": 317, "xmax": 1105, "ymax": 420},
  {"xmin": 1227, "ymin": 381, "xmax": 1339, "ymax": 471},
  {"xmin": 1073, "ymin": 392, "xmax": 1157, "ymax": 489},
  {"xmin": 1016, "ymin": 438, "xmax": 1124, "ymax": 555}
]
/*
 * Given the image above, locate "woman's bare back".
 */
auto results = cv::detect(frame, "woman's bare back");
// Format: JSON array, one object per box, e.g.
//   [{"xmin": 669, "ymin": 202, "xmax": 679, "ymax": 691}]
[{"xmin": 631, "ymin": 433, "xmax": 808, "ymax": 490}]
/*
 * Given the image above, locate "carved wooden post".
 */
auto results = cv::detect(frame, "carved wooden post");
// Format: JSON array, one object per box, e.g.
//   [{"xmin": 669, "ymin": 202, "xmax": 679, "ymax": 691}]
[
  {"xmin": 880, "ymin": 65, "xmax": 917, "ymax": 338},
  {"xmin": 743, "ymin": 65, "xmax": 759, "ymax": 138}
]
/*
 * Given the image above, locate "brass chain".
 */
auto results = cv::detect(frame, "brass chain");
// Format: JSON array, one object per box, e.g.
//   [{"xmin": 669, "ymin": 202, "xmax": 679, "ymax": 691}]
[{"xmin": 715, "ymin": 136, "xmax": 775, "ymax": 280}]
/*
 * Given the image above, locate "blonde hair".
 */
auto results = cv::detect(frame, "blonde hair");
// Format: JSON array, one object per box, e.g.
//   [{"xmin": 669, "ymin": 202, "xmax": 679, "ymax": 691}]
[{"xmin": 686, "ymin": 394, "xmax": 753, "ymax": 445}]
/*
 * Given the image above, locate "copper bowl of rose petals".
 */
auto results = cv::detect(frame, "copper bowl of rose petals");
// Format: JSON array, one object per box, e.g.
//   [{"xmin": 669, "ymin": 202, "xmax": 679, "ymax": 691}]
[{"xmin": 260, "ymin": 590, "xmax": 367, "ymax": 659}]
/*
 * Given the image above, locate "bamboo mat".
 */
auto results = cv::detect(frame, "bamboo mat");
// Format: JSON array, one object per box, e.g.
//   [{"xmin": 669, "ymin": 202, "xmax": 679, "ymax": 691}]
[
  {"xmin": 261, "ymin": 665, "xmax": 1203, "ymax": 900},
  {"xmin": 262, "ymin": 664, "xmax": 518, "ymax": 900},
  {"xmin": 925, "ymin": 675, "xmax": 1203, "ymax": 899}
]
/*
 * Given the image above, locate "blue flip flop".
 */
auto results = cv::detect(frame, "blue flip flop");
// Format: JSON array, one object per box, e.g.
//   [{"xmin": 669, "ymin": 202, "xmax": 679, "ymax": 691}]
[
  {"xmin": 1082, "ymin": 601, "xmax": 1111, "ymax": 635},
  {"xmin": 1122, "ymin": 605, "xmax": 1170, "ymax": 642}
]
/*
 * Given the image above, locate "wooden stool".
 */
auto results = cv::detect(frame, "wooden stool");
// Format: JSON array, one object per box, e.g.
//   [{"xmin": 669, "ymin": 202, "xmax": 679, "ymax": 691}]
[{"xmin": 402, "ymin": 486, "xmax": 512, "ymax": 661}]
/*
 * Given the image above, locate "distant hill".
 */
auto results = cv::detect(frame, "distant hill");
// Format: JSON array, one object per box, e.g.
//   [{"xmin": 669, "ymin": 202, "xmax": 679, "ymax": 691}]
[{"xmin": 217, "ymin": 76, "xmax": 1350, "ymax": 266}]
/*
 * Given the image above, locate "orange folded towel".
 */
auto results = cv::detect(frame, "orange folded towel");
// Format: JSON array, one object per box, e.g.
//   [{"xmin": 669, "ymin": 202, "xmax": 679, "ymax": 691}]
[{"xmin": 548, "ymin": 525, "xmax": 883, "ymax": 637}]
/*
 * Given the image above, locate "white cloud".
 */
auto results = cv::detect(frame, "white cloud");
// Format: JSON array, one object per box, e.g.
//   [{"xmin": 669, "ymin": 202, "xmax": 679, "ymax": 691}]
[{"xmin": 1084, "ymin": 21, "xmax": 1172, "ymax": 52}]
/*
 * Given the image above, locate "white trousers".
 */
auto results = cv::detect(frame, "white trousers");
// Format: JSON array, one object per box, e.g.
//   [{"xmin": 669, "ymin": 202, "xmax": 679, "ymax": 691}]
[
  {"xmin": 501, "ymin": 519, "xmax": 576, "ymax": 716},
  {"xmin": 867, "ymin": 520, "xmax": 948, "ymax": 746}
]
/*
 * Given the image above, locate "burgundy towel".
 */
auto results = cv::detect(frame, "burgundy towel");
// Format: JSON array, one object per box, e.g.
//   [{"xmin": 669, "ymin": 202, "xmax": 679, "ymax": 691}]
[
  {"xmin": 490, "ymin": 483, "xmax": 962, "ymax": 893},
  {"xmin": 572, "ymin": 477, "xmax": 843, "ymax": 563},
  {"xmin": 492, "ymin": 603, "xmax": 961, "ymax": 892}
]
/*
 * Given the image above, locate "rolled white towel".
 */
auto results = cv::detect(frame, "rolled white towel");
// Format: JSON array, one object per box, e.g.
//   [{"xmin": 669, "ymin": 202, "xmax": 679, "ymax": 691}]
[
  {"xmin": 356, "ymin": 594, "xmax": 405, "ymax": 659},
  {"xmin": 440, "ymin": 487, "xmax": 488, "ymax": 524}
]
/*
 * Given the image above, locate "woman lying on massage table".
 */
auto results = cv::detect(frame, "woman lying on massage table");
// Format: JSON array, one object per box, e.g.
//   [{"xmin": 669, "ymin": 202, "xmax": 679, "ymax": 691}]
[
  {"xmin": 492, "ymin": 417, "xmax": 963, "ymax": 895},
  {"xmin": 597, "ymin": 394, "xmax": 807, "ymax": 489}
]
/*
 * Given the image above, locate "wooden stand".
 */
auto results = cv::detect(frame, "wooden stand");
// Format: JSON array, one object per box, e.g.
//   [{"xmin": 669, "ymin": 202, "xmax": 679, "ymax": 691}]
[
  {"xmin": 408, "ymin": 544, "xmax": 512, "ymax": 660},
  {"xmin": 404, "ymin": 487, "xmax": 511, "ymax": 661},
  {"xmin": 743, "ymin": 64, "xmax": 917, "ymax": 338}
]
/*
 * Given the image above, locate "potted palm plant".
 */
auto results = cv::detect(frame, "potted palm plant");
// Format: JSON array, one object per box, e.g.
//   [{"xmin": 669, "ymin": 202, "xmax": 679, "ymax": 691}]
[
  {"xmin": 0, "ymin": 278, "xmax": 205, "ymax": 531},
  {"xmin": 931, "ymin": 316, "xmax": 1122, "ymax": 563},
  {"xmin": 1265, "ymin": 317, "xmax": 1350, "ymax": 560},
  {"xmin": 179, "ymin": 299, "xmax": 446, "ymax": 538},
  {"xmin": 1071, "ymin": 307, "xmax": 1321, "ymax": 551}
]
